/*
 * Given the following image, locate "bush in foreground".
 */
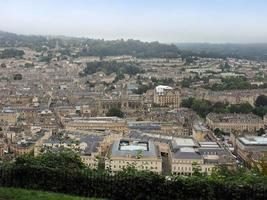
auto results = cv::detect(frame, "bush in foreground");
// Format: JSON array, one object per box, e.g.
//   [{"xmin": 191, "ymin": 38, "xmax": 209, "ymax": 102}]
[{"xmin": 0, "ymin": 187, "xmax": 101, "ymax": 200}]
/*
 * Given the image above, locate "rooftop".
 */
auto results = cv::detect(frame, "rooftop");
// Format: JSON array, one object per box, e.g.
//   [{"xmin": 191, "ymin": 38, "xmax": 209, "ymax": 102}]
[
  {"xmin": 109, "ymin": 139, "xmax": 160, "ymax": 158},
  {"xmin": 155, "ymin": 85, "xmax": 173, "ymax": 95},
  {"xmin": 239, "ymin": 136, "xmax": 267, "ymax": 145},
  {"xmin": 171, "ymin": 137, "xmax": 197, "ymax": 150}
]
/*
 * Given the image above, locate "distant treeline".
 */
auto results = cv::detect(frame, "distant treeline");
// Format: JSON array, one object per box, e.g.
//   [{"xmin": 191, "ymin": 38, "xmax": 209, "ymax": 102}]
[
  {"xmin": 177, "ymin": 43, "xmax": 267, "ymax": 60},
  {"xmin": 77, "ymin": 40, "xmax": 180, "ymax": 58},
  {"xmin": 0, "ymin": 31, "xmax": 180, "ymax": 58},
  {"xmin": 2, "ymin": 31, "xmax": 267, "ymax": 60},
  {"xmin": 0, "ymin": 48, "xmax": 24, "ymax": 59}
]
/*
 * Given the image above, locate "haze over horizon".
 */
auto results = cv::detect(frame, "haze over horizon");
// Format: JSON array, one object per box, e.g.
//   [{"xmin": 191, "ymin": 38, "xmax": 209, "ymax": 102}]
[{"xmin": 1, "ymin": 0, "xmax": 267, "ymax": 43}]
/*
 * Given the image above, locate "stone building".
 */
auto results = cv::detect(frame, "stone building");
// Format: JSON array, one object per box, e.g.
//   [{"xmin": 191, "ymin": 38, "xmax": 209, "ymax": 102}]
[
  {"xmin": 206, "ymin": 113, "xmax": 264, "ymax": 132},
  {"xmin": 63, "ymin": 116, "xmax": 128, "ymax": 132},
  {"xmin": 153, "ymin": 85, "xmax": 180, "ymax": 108},
  {"xmin": 105, "ymin": 139, "xmax": 162, "ymax": 174},
  {"xmin": 236, "ymin": 136, "xmax": 267, "ymax": 167}
]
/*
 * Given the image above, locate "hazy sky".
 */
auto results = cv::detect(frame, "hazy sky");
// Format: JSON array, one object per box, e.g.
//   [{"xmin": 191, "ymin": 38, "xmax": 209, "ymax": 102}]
[{"xmin": 1, "ymin": 0, "xmax": 267, "ymax": 43}]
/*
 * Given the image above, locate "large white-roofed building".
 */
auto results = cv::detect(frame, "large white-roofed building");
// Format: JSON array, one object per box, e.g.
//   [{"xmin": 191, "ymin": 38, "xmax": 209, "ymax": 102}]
[
  {"xmin": 153, "ymin": 85, "xmax": 180, "ymax": 108},
  {"xmin": 236, "ymin": 136, "xmax": 267, "ymax": 166},
  {"xmin": 105, "ymin": 139, "xmax": 162, "ymax": 173}
]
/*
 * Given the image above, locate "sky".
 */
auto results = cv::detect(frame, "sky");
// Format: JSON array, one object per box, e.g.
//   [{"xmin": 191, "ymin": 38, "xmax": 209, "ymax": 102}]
[{"xmin": 0, "ymin": 0, "xmax": 267, "ymax": 43}]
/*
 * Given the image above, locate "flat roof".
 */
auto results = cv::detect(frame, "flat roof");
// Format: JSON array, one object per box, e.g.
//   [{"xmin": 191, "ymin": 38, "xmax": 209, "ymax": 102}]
[
  {"xmin": 119, "ymin": 140, "xmax": 148, "ymax": 151},
  {"xmin": 173, "ymin": 138, "xmax": 196, "ymax": 147},
  {"xmin": 239, "ymin": 136, "xmax": 267, "ymax": 145},
  {"xmin": 180, "ymin": 147, "xmax": 195, "ymax": 153},
  {"xmin": 110, "ymin": 139, "xmax": 159, "ymax": 158}
]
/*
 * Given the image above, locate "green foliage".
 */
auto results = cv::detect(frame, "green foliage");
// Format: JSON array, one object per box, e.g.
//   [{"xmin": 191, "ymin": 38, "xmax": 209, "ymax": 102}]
[
  {"xmin": 255, "ymin": 95, "xmax": 267, "ymax": 107},
  {"xmin": 191, "ymin": 99, "xmax": 213, "ymax": 118},
  {"xmin": 192, "ymin": 162, "xmax": 202, "ymax": 176},
  {"xmin": 38, "ymin": 55, "xmax": 52, "ymax": 63},
  {"xmin": 212, "ymin": 102, "xmax": 229, "ymax": 113},
  {"xmin": 13, "ymin": 73, "xmax": 22, "ymax": 80},
  {"xmin": 181, "ymin": 97, "xmax": 212, "ymax": 117},
  {"xmin": 1, "ymin": 63, "xmax": 6, "ymax": 68},
  {"xmin": 0, "ymin": 165, "xmax": 266, "ymax": 199},
  {"xmin": 14, "ymin": 150, "xmax": 86, "ymax": 171},
  {"xmin": 132, "ymin": 84, "xmax": 153, "ymax": 94},
  {"xmin": 210, "ymin": 76, "xmax": 251, "ymax": 91},
  {"xmin": 0, "ymin": 187, "xmax": 100, "ymax": 200},
  {"xmin": 24, "ymin": 62, "xmax": 34, "ymax": 68},
  {"xmin": 252, "ymin": 106, "xmax": 267, "ymax": 117},
  {"xmin": 81, "ymin": 62, "xmax": 142, "ymax": 78},
  {"xmin": 181, "ymin": 97, "xmax": 257, "ymax": 117},
  {"xmin": 257, "ymin": 128, "xmax": 265, "ymax": 136},
  {"xmin": 228, "ymin": 102, "xmax": 253, "ymax": 114},
  {"xmin": 77, "ymin": 40, "xmax": 180, "ymax": 58},
  {"xmin": 0, "ymin": 48, "xmax": 24, "ymax": 58},
  {"xmin": 180, "ymin": 76, "xmax": 201, "ymax": 88},
  {"xmin": 214, "ymin": 128, "xmax": 229, "ymax": 138},
  {"xmin": 180, "ymin": 97, "xmax": 195, "ymax": 108},
  {"xmin": 206, "ymin": 76, "xmax": 267, "ymax": 91},
  {"xmin": 177, "ymin": 43, "xmax": 267, "ymax": 60},
  {"xmin": 151, "ymin": 77, "xmax": 174, "ymax": 86},
  {"xmin": 106, "ymin": 107, "xmax": 124, "ymax": 118}
]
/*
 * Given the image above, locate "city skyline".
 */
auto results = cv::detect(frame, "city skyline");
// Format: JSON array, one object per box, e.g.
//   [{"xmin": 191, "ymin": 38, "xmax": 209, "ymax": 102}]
[{"xmin": 1, "ymin": 0, "xmax": 267, "ymax": 43}]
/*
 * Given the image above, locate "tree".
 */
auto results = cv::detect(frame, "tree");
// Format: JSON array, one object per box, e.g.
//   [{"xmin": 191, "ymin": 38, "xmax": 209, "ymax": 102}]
[
  {"xmin": 82, "ymin": 61, "xmax": 143, "ymax": 77},
  {"xmin": 13, "ymin": 73, "xmax": 22, "ymax": 80},
  {"xmin": 24, "ymin": 62, "xmax": 34, "ymax": 68},
  {"xmin": 0, "ymin": 48, "xmax": 24, "ymax": 59},
  {"xmin": 192, "ymin": 162, "xmax": 202, "ymax": 176},
  {"xmin": 191, "ymin": 99, "xmax": 212, "ymax": 118},
  {"xmin": 239, "ymin": 102, "xmax": 254, "ymax": 113},
  {"xmin": 229, "ymin": 102, "xmax": 253, "ymax": 114},
  {"xmin": 253, "ymin": 106, "xmax": 267, "ymax": 117},
  {"xmin": 213, "ymin": 128, "xmax": 229, "ymax": 138},
  {"xmin": 106, "ymin": 107, "xmax": 124, "ymax": 118},
  {"xmin": 14, "ymin": 150, "xmax": 86, "ymax": 170},
  {"xmin": 255, "ymin": 95, "xmax": 267, "ymax": 107},
  {"xmin": 257, "ymin": 128, "xmax": 265, "ymax": 136},
  {"xmin": 212, "ymin": 102, "xmax": 229, "ymax": 113},
  {"xmin": 181, "ymin": 97, "xmax": 195, "ymax": 108},
  {"xmin": 1, "ymin": 63, "xmax": 6, "ymax": 68}
]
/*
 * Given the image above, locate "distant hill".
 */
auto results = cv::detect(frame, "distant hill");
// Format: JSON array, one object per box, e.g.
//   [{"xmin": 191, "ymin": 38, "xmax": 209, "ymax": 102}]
[
  {"xmin": 0, "ymin": 31, "xmax": 181, "ymax": 58},
  {"xmin": 176, "ymin": 43, "xmax": 267, "ymax": 61},
  {"xmin": 2, "ymin": 30, "xmax": 267, "ymax": 60},
  {"xmin": 0, "ymin": 30, "xmax": 48, "ymax": 48}
]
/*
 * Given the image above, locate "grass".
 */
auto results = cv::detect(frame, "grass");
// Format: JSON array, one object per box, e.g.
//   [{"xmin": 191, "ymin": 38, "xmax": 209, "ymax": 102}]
[{"xmin": 0, "ymin": 187, "xmax": 102, "ymax": 200}]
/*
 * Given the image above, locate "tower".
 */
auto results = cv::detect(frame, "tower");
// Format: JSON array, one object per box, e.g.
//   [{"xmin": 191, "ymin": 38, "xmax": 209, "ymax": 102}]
[{"xmin": 120, "ymin": 83, "xmax": 128, "ymax": 109}]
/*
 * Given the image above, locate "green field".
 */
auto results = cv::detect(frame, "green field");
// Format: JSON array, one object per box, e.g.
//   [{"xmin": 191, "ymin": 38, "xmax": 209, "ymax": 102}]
[{"xmin": 0, "ymin": 187, "xmax": 101, "ymax": 200}]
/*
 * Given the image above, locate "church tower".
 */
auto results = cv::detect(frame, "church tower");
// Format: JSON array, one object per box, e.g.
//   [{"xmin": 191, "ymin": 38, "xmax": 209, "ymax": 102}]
[{"xmin": 120, "ymin": 83, "xmax": 129, "ymax": 109}]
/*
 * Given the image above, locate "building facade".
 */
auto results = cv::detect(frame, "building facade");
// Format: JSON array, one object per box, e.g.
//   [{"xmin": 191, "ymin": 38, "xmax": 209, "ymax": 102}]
[
  {"xmin": 105, "ymin": 139, "xmax": 162, "ymax": 173},
  {"xmin": 153, "ymin": 85, "xmax": 180, "ymax": 108}
]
